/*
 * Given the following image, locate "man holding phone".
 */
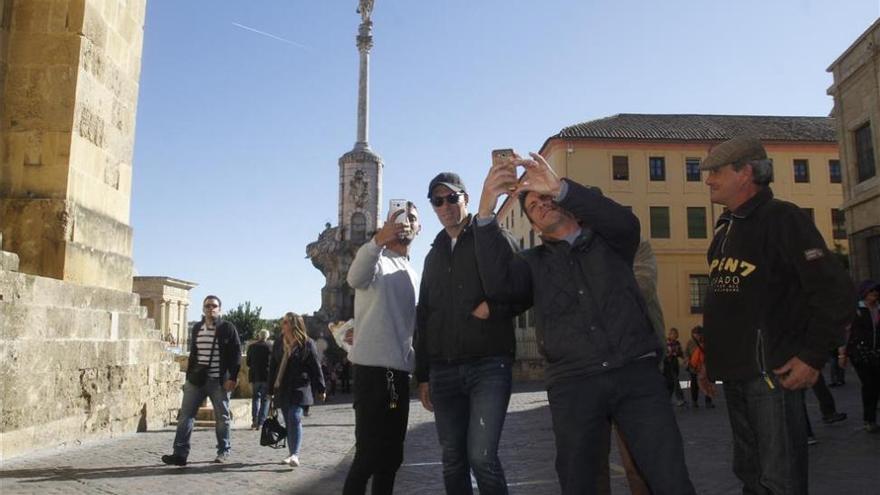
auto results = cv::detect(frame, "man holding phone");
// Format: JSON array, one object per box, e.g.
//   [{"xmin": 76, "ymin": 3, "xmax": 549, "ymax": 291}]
[
  {"xmin": 415, "ymin": 172, "xmax": 521, "ymax": 495},
  {"xmin": 472, "ymin": 154, "xmax": 694, "ymax": 494},
  {"xmin": 343, "ymin": 202, "xmax": 421, "ymax": 495}
]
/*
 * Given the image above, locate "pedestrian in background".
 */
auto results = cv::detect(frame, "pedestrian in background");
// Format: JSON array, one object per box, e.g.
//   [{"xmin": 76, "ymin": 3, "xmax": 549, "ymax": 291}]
[
  {"xmin": 844, "ymin": 280, "xmax": 880, "ymax": 433},
  {"xmin": 247, "ymin": 328, "xmax": 272, "ymax": 430},
  {"xmin": 162, "ymin": 295, "xmax": 241, "ymax": 466},
  {"xmin": 685, "ymin": 327, "xmax": 713, "ymax": 409},
  {"xmin": 269, "ymin": 312, "xmax": 325, "ymax": 468},
  {"xmin": 664, "ymin": 328, "xmax": 686, "ymax": 407}
]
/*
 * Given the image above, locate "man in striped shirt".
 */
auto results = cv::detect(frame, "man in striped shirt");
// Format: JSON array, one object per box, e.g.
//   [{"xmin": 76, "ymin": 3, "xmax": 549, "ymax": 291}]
[{"xmin": 162, "ymin": 295, "xmax": 242, "ymax": 466}]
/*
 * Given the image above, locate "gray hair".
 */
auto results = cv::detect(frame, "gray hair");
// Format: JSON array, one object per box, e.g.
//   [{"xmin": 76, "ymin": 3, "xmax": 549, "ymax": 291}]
[
  {"xmin": 257, "ymin": 329, "xmax": 270, "ymax": 341},
  {"xmin": 732, "ymin": 158, "xmax": 773, "ymax": 186}
]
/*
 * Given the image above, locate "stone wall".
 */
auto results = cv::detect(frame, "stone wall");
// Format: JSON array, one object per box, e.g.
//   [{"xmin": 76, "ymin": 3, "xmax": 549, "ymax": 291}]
[
  {"xmin": 0, "ymin": 255, "xmax": 182, "ymax": 460},
  {"xmin": 0, "ymin": 0, "xmax": 147, "ymax": 291}
]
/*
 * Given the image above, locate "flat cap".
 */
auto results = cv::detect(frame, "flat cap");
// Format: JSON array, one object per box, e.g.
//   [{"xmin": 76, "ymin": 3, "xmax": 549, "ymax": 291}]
[
  {"xmin": 427, "ymin": 172, "xmax": 466, "ymax": 198},
  {"xmin": 700, "ymin": 136, "xmax": 767, "ymax": 171}
]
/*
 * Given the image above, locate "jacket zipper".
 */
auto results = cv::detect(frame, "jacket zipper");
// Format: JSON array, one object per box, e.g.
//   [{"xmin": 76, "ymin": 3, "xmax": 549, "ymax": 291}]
[
  {"xmin": 756, "ymin": 328, "xmax": 774, "ymax": 389},
  {"xmin": 720, "ymin": 216, "xmax": 734, "ymax": 254}
]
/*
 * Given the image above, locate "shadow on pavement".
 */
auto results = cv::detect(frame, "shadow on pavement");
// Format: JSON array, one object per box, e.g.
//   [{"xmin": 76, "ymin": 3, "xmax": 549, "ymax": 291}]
[{"xmin": 0, "ymin": 461, "xmax": 292, "ymax": 483}]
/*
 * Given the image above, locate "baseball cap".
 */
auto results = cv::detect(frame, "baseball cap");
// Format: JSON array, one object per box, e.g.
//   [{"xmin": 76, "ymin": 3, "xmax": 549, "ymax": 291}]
[{"xmin": 427, "ymin": 172, "xmax": 466, "ymax": 198}]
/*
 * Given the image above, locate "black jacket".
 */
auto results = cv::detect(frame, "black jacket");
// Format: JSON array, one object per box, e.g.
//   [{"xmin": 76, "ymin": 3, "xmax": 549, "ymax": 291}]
[
  {"xmin": 246, "ymin": 340, "xmax": 272, "ymax": 383},
  {"xmin": 848, "ymin": 302, "xmax": 879, "ymax": 356},
  {"xmin": 187, "ymin": 318, "xmax": 242, "ymax": 383},
  {"xmin": 414, "ymin": 215, "xmax": 520, "ymax": 383},
  {"xmin": 269, "ymin": 338, "xmax": 325, "ymax": 408},
  {"xmin": 473, "ymin": 179, "xmax": 660, "ymax": 386},
  {"xmin": 703, "ymin": 187, "xmax": 853, "ymax": 381}
]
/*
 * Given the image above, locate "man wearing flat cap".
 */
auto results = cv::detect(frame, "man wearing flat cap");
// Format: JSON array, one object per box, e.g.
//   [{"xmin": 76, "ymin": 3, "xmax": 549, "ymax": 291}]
[
  {"xmin": 699, "ymin": 136, "xmax": 854, "ymax": 493},
  {"xmin": 414, "ymin": 172, "xmax": 522, "ymax": 495}
]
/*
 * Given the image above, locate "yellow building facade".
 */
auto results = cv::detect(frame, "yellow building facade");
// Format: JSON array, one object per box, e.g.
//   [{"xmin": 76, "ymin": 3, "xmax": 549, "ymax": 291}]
[
  {"xmin": 827, "ymin": 18, "xmax": 880, "ymax": 282},
  {"xmin": 498, "ymin": 115, "xmax": 845, "ymax": 367}
]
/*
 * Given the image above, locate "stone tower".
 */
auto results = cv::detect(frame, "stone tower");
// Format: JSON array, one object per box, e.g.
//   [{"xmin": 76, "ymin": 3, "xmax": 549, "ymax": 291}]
[{"xmin": 307, "ymin": 0, "xmax": 382, "ymax": 322}]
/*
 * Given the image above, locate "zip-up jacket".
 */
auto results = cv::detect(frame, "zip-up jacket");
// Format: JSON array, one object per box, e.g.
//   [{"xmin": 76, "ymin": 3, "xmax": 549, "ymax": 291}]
[
  {"xmin": 703, "ymin": 187, "xmax": 853, "ymax": 381},
  {"xmin": 473, "ymin": 179, "xmax": 661, "ymax": 386},
  {"xmin": 187, "ymin": 318, "xmax": 242, "ymax": 384},
  {"xmin": 414, "ymin": 215, "xmax": 520, "ymax": 383},
  {"xmin": 848, "ymin": 302, "xmax": 879, "ymax": 357}
]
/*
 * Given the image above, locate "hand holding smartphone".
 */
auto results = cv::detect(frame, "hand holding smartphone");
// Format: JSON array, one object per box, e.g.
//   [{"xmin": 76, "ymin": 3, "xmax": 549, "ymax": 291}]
[{"xmin": 491, "ymin": 148, "xmax": 518, "ymax": 192}]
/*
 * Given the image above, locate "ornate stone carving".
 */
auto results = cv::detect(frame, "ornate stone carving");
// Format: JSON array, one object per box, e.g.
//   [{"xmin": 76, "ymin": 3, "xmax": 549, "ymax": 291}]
[
  {"xmin": 357, "ymin": 0, "xmax": 374, "ymax": 22},
  {"xmin": 349, "ymin": 170, "xmax": 369, "ymax": 208}
]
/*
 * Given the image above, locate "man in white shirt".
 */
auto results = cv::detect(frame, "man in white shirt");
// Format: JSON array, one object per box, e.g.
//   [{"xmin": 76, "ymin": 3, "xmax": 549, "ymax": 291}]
[{"xmin": 342, "ymin": 203, "xmax": 421, "ymax": 495}]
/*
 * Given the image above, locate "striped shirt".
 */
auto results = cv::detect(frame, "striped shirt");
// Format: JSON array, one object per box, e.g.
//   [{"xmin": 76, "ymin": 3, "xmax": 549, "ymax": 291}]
[{"xmin": 195, "ymin": 324, "xmax": 221, "ymax": 378}]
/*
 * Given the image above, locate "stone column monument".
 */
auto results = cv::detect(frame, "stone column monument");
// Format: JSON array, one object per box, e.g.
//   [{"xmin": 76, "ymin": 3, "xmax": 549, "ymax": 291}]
[{"xmin": 307, "ymin": 0, "xmax": 383, "ymax": 322}]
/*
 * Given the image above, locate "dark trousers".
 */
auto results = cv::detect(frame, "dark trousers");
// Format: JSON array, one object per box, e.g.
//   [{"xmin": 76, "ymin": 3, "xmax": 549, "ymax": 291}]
[
  {"xmin": 689, "ymin": 372, "xmax": 713, "ymax": 406},
  {"xmin": 853, "ymin": 361, "xmax": 880, "ymax": 423},
  {"xmin": 828, "ymin": 351, "xmax": 846, "ymax": 384},
  {"xmin": 810, "ymin": 373, "xmax": 837, "ymax": 418},
  {"xmin": 547, "ymin": 359, "xmax": 695, "ymax": 495},
  {"xmin": 723, "ymin": 376, "xmax": 808, "ymax": 495},
  {"xmin": 663, "ymin": 359, "xmax": 684, "ymax": 401},
  {"xmin": 430, "ymin": 356, "xmax": 513, "ymax": 495},
  {"xmin": 343, "ymin": 365, "xmax": 410, "ymax": 495}
]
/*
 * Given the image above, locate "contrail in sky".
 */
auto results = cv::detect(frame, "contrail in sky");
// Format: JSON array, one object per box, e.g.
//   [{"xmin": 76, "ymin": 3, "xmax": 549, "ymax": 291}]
[{"xmin": 231, "ymin": 22, "xmax": 310, "ymax": 50}]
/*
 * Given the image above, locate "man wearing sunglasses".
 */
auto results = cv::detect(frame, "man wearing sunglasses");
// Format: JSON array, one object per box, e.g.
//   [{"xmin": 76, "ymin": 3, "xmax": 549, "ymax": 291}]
[
  {"xmin": 472, "ymin": 154, "xmax": 694, "ymax": 494},
  {"xmin": 162, "ymin": 295, "xmax": 241, "ymax": 466},
  {"xmin": 414, "ymin": 172, "xmax": 521, "ymax": 495}
]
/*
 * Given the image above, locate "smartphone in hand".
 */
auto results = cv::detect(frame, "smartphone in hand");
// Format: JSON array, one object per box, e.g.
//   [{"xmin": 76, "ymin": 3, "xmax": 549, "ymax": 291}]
[{"xmin": 491, "ymin": 148, "xmax": 518, "ymax": 192}]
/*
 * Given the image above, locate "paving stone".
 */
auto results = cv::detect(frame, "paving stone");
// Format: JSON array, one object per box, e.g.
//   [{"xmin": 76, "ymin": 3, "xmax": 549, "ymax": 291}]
[{"xmin": 1, "ymin": 378, "xmax": 877, "ymax": 494}]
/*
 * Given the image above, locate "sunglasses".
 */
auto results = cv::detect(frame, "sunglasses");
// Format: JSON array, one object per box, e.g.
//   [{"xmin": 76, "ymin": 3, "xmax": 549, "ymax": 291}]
[
  {"xmin": 204, "ymin": 303, "xmax": 219, "ymax": 309},
  {"xmin": 430, "ymin": 192, "xmax": 463, "ymax": 207}
]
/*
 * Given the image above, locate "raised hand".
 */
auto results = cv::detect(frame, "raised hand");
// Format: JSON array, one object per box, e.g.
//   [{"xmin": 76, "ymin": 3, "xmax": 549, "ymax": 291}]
[
  {"xmin": 478, "ymin": 153, "xmax": 519, "ymax": 217},
  {"xmin": 374, "ymin": 210, "xmax": 407, "ymax": 246},
  {"xmin": 516, "ymin": 152, "xmax": 562, "ymax": 198}
]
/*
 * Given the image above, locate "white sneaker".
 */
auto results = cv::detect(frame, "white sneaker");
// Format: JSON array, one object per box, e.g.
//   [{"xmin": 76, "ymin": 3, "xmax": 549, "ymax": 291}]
[{"xmin": 287, "ymin": 454, "xmax": 300, "ymax": 467}]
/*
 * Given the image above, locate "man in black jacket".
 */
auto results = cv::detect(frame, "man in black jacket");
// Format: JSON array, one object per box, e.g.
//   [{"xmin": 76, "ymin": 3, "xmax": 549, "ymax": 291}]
[
  {"xmin": 698, "ymin": 136, "xmax": 853, "ymax": 493},
  {"xmin": 247, "ymin": 329, "xmax": 272, "ymax": 430},
  {"xmin": 473, "ymin": 153, "xmax": 694, "ymax": 495},
  {"xmin": 162, "ymin": 295, "xmax": 241, "ymax": 466},
  {"xmin": 415, "ymin": 172, "xmax": 519, "ymax": 495}
]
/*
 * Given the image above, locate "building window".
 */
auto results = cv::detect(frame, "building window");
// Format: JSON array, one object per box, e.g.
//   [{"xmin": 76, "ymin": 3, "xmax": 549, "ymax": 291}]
[
  {"xmin": 855, "ymin": 123, "xmax": 876, "ymax": 183},
  {"xmin": 832, "ymin": 209, "xmax": 846, "ymax": 240},
  {"xmin": 612, "ymin": 156, "xmax": 629, "ymax": 181},
  {"xmin": 649, "ymin": 156, "xmax": 666, "ymax": 181},
  {"xmin": 828, "ymin": 159, "xmax": 841, "ymax": 184},
  {"xmin": 689, "ymin": 275, "xmax": 709, "ymax": 314},
  {"xmin": 528, "ymin": 309, "xmax": 535, "ymax": 327},
  {"xmin": 793, "ymin": 159, "xmax": 810, "ymax": 183},
  {"xmin": 687, "ymin": 207, "xmax": 707, "ymax": 239},
  {"xmin": 685, "ymin": 158, "xmax": 701, "ymax": 182},
  {"xmin": 650, "ymin": 207, "xmax": 670, "ymax": 238},
  {"xmin": 801, "ymin": 208, "xmax": 814, "ymax": 222}
]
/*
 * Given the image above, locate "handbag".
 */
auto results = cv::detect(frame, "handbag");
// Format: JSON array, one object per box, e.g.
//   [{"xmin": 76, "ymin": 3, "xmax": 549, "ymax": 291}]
[
  {"xmin": 186, "ymin": 327, "xmax": 218, "ymax": 387},
  {"xmin": 260, "ymin": 409, "xmax": 287, "ymax": 448}
]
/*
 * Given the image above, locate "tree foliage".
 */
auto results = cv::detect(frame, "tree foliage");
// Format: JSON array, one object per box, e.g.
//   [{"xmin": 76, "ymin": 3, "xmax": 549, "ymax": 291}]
[{"xmin": 224, "ymin": 301, "xmax": 263, "ymax": 344}]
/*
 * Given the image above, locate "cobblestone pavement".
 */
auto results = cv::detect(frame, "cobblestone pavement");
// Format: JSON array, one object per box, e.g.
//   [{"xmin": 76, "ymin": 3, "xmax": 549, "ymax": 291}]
[{"xmin": 1, "ymin": 377, "xmax": 877, "ymax": 494}]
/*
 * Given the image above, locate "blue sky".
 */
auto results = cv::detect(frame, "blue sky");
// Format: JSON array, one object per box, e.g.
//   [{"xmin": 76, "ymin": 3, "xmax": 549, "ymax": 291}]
[{"xmin": 131, "ymin": 1, "xmax": 879, "ymax": 318}]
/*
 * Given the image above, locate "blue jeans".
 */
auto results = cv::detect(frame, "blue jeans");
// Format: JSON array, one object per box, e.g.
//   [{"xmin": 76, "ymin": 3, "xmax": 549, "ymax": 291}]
[
  {"xmin": 172, "ymin": 379, "xmax": 231, "ymax": 458},
  {"xmin": 251, "ymin": 381, "xmax": 270, "ymax": 427},
  {"xmin": 429, "ymin": 356, "xmax": 512, "ymax": 495},
  {"xmin": 547, "ymin": 359, "xmax": 694, "ymax": 495},
  {"xmin": 723, "ymin": 376, "xmax": 807, "ymax": 494},
  {"xmin": 283, "ymin": 405, "xmax": 304, "ymax": 456}
]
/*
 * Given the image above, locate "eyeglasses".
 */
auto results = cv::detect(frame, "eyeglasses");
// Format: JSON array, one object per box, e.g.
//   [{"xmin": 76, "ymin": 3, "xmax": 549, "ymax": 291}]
[
  {"xmin": 430, "ymin": 192, "xmax": 463, "ymax": 207},
  {"xmin": 204, "ymin": 304, "xmax": 219, "ymax": 309}
]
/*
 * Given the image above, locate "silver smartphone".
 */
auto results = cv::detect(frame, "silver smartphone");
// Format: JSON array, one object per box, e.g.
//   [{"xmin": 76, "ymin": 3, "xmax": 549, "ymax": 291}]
[{"xmin": 389, "ymin": 199, "xmax": 408, "ymax": 224}]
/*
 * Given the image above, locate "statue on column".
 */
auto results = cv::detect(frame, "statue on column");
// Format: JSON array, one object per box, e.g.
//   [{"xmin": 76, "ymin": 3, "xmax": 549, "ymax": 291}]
[{"xmin": 357, "ymin": 0, "xmax": 374, "ymax": 22}]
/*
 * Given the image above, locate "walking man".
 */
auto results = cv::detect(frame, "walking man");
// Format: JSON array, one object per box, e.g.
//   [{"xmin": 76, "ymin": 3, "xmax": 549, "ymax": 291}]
[
  {"xmin": 343, "ymin": 202, "xmax": 421, "ymax": 495},
  {"xmin": 699, "ymin": 136, "xmax": 853, "ymax": 493},
  {"xmin": 415, "ymin": 173, "xmax": 520, "ymax": 495},
  {"xmin": 247, "ymin": 328, "xmax": 272, "ymax": 430},
  {"xmin": 473, "ymin": 153, "xmax": 695, "ymax": 494},
  {"xmin": 162, "ymin": 295, "xmax": 241, "ymax": 466}
]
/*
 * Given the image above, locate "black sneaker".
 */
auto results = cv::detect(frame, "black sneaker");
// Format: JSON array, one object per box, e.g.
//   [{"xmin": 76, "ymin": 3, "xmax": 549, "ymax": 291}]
[
  {"xmin": 822, "ymin": 412, "xmax": 847, "ymax": 424},
  {"xmin": 161, "ymin": 454, "xmax": 187, "ymax": 466}
]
